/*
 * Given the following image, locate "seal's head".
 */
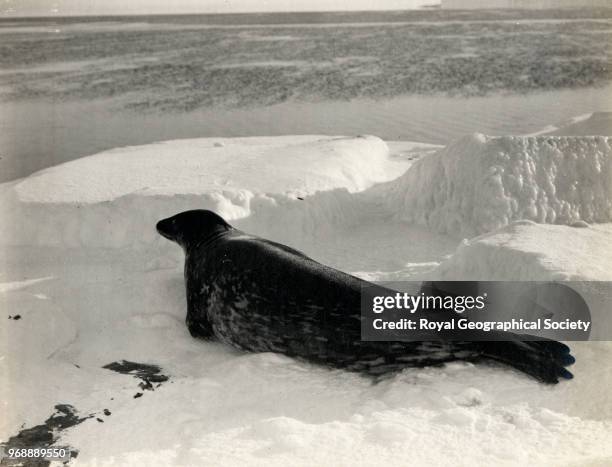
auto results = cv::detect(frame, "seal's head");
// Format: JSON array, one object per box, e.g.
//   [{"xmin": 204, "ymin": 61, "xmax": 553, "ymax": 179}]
[{"xmin": 156, "ymin": 210, "xmax": 232, "ymax": 249}]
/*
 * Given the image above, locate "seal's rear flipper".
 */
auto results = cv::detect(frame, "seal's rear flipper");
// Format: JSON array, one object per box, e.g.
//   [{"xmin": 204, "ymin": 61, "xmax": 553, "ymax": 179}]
[{"xmin": 477, "ymin": 338, "xmax": 575, "ymax": 383}]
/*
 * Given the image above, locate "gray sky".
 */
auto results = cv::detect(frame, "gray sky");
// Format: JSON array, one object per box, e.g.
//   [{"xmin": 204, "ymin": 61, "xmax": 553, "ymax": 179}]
[{"xmin": 1, "ymin": 0, "xmax": 439, "ymax": 17}]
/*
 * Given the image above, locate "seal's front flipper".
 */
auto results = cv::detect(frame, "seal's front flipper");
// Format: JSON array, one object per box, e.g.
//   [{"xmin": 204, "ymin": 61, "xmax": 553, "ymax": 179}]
[
  {"xmin": 186, "ymin": 295, "xmax": 215, "ymax": 339},
  {"xmin": 186, "ymin": 316, "xmax": 215, "ymax": 339}
]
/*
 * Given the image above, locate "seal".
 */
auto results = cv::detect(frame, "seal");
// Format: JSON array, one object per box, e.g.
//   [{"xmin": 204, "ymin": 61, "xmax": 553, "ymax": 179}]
[{"xmin": 156, "ymin": 210, "xmax": 575, "ymax": 383}]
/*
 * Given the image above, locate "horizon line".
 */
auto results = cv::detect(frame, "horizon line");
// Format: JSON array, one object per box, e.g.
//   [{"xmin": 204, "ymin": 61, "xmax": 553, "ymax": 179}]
[
  {"xmin": 3, "ymin": 4, "xmax": 609, "ymax": 20},
  {"xmin": 0, "ymin": 5, "xmax": 447, "ymax": 20}
]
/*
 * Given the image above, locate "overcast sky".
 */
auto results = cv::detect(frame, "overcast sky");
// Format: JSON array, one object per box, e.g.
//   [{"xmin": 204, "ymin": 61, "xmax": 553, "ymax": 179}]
[{"xmin": 1, "ymin": 0, "xmax": 439, "ymax": 17}]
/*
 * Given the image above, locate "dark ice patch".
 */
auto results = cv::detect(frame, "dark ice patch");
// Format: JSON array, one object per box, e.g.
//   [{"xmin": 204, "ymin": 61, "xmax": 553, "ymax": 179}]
[
  {"xmin": 102, "ymin": 360, "xmax": 169, "ymax": 392},
  {"xmin": 0, "ymin": 404, "xmax": 89, "ymax": 466}
]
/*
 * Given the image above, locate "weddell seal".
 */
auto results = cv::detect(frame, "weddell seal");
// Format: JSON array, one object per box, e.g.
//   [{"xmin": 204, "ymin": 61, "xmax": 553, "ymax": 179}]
[{"xmin": 156, "ymin": 210, "xmax": 575, "ymax": 383}]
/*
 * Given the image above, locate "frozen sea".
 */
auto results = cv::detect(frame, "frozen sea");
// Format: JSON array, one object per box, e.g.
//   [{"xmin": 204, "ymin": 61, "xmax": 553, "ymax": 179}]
[{"xmin": 1, "ymin": 8, "xmax": 612, "ymax": 181}]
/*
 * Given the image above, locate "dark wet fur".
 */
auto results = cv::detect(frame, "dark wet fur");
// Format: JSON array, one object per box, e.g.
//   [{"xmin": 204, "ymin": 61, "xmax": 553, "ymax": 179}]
[{"xmin": 157, "ymin": 210, "xmax": 575, "ymax": 384}]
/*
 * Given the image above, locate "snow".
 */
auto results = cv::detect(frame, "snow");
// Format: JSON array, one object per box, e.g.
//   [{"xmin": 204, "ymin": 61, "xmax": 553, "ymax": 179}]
[
  {"xmin": 2, "ymin": 129, "xmax": 612, "ymax": 466},
  {"xmin": 526, "ymin": 112, "xmax": 605, "ymax": 137},
  {"xmin": 0, "ymin": 135, "xmax": 421, "ymax": 249},
  {"xmin": 12, "ymin": 135, "xmax": 395, "ymax": 204},
  {"xmin": 435, "ymin": 220, "xmax": 612, "ymax": 343},
  {"xmin": 385, "ymin": 134, "xmax": 612, "ymax": 237},
  {"xmin": 437, "ymin": 220, "xmax": 612, "ymax": 282},
  {"xmin": 550, "ymin": 112, "xmax": 612, "ymax": 138}
]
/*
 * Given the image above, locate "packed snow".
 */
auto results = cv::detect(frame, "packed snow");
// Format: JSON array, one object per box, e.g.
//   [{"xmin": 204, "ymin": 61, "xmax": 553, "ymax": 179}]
[
  {"xmin": 1, "ymin": 126, "xmax": 612, "ymax": 466},
  {"xmin": 548, "ymin": 112, "xmax": 612, "ymax": 137},
  {"xmin": 0, "ymin": 135, "xmax": 427, "ymax": 249},
  {"xmin": 437, "ymin": 221, "xmax": 612, "ymax": 282},
  {"xmin": 385, "ymin": 133, "xmax": 611, "ymax": 237}
]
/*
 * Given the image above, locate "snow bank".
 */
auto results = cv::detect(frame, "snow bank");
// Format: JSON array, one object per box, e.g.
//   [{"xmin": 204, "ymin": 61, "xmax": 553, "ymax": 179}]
[
  {"xmin": 385, "ymin": 134, "xmax": 612, "ymax": 237},
  {"xmin": 436, "ymin": 220, "xmax": 612, "ymax": 282},
  {"xmin": 0, "ymin": 135, "xmax": 407, "ymax": 248},
  {"xmin": 434, "ymin": 220, "xmax": 612, "ymax": 341},
  {"xmin": 549, "ymin": 112, "xmax": 612, "ymax": 137},
  {"xmin": 12, "ymin": 135, "xmax": 393, "ymax": 204}
]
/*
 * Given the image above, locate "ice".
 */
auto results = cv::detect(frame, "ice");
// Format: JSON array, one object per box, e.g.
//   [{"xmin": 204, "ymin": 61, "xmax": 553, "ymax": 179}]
[
  {"xmin": 385, "ymin": 134, "xmax": 612, "ymax": 237},
  {"xmin": 12, "ymin": 135, "xmax": 395, "ymax": 204},
  {"xmin": 2, "ymin": 130, "xmax": 612, "ymax": 466},
  {"xmin": 1, "ymin": 135, "xmax": 413, "ymax": 248},
  {"xmin": 437, "ymin": 220, "xmax": 612, "ymax": 282},
  {"xmin": 550, "ymin": 112, "xmax": 612, "ymax": 137}
]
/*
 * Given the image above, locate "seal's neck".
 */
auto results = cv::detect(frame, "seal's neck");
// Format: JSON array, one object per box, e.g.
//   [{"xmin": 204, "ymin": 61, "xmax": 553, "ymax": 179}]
[{"xmin": 187, "ymin": 225, "xmax": 234, "ymax": 252}]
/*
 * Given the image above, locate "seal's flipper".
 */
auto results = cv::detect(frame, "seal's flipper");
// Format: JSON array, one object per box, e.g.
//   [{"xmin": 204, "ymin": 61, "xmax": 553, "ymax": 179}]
[
  {"xmin": 185, "ymin": 292, "xmax": 215, "ymax": 339},
  {"xmin": 186, "ymin": 316, "xmax": 215, "ymax": 339},
  {"xmin": 477, "ymin": 338, "xmax": 574, "ymax": 383}
]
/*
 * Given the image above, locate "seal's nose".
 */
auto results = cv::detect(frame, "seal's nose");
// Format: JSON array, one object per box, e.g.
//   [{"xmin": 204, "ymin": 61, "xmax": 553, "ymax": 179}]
[{"xmin": 156, "ymin": 218, "xmax": 174, "ymax": 240}]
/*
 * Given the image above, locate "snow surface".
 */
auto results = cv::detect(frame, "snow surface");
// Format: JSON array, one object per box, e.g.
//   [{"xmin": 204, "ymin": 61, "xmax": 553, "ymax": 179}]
[
  {"xmin": 1, "ymin": 131, "xmax": 612, "ymax": 466},
  {"xmin": 526, "ymin": 112, "xmax": 612, "ymax": 138},
  {"xmin": 549, "ymin": 112, "xmax": 612, "ymax": 138},
  {"xmin": 0, "ymin": 135, "xmax": 426, "ymax": 249},
  {"xmin": 437, "ymin": 220, "xmax": 612, "ymax": 282},
  {"xmin": 12, "ymin": 135, "xmax": 395, "ymax": 204},
  {"xmin": 385, "ymin": 133, "xmax": 612, "ymax": 237}
]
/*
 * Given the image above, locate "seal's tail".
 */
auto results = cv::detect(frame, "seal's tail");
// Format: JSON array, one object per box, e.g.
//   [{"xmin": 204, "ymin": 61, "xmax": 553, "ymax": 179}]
[{"xmin": 475, "ymin": 337, "xmax": 575, "ymax": 383}]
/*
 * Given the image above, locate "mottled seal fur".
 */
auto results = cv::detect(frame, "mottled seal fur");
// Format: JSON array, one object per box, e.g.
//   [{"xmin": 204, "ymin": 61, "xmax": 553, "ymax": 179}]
[{"xmin": 157, "ymin": 210, "xmax": 574, "ymax": 383}]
